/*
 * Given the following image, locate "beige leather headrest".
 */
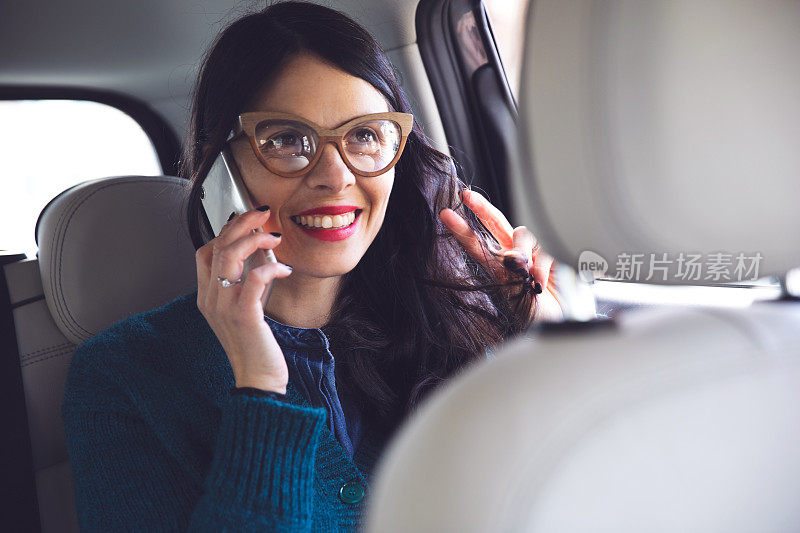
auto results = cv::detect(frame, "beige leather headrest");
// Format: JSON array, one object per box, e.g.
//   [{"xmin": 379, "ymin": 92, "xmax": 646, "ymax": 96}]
[
  {"xmin": 512, "ymin": 0, "xmax": 800, "ymax": 283},
  {"xmin": 35, "ymin": 175, "xmax": 198, "ymax": 345}
]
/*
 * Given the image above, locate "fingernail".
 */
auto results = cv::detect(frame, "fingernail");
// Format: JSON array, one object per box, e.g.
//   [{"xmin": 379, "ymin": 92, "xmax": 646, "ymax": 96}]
[
  {"xmin": 227, "ymin": 212, "xmax": 236, "ymax": 222},
  {"xmin": 256, "ymin": 205, "xmax": 270, "ymax": 212},
  {"xmin": 533, "ymin": 281, "xmax": 543, "ymax": 294},
  {"xmin": 282, "ymin": 264, "xmax": 293, "ymax": 271},
  {"xmin": 270, "ymin": 232, "xmax": 282, "ymax": 238}
]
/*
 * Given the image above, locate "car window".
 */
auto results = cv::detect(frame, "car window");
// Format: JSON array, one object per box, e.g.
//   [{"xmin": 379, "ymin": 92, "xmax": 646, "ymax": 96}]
[
  {"xmin": 484, "ymin": 0, "xmax": 531, "ymax": 98},
  {"xmin": 0, "ymin": 99, "xmax": 161, "ymax": 258}
]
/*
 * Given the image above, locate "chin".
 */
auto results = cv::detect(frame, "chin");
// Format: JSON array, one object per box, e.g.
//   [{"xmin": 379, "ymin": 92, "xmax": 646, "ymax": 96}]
[{"xmin": 304, "ymin": 261, "xmax": 360, "ymax": 278}]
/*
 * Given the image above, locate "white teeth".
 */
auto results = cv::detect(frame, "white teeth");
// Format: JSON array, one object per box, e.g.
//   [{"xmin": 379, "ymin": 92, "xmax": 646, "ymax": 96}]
[{"xmin": 294, "ymin": 210, "xmax": 358, "ymax": 229}]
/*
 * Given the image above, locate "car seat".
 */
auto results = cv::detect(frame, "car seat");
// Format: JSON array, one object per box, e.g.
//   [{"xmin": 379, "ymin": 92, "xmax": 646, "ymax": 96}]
[
  {"xmin": 366, "ymin": 1, "xmax": 800, "ymax": 531},
  {"xmin": 2, "ymin": 175, "xmax": 197, "ymax": 532}
]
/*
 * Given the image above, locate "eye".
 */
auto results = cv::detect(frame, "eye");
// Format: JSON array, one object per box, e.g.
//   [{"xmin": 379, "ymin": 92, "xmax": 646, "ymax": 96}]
[
  {"xmin": 271, "ymin": 133, "xmax": 298, "ymax": 148},
  {"xmin": 345, "ymin": 127, "xmax": 382, "ymax": 156},
  {"xmin": 352, "ymin": 128, "xmax": 378, "ymax": 144},
  {"xmin": 260, "ymin": 130, "xmax": 312, "ymax": 157}
]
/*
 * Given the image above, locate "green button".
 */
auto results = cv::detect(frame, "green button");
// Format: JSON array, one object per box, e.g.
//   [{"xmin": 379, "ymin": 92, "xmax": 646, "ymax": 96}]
[{"xmin": 338, "ymin": 481, "xmax": 365, "ymax": 504}]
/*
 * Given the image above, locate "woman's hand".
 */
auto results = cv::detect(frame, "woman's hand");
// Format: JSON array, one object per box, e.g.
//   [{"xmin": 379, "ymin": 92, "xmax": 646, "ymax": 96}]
[
  {"xmin": 195, "ymin": 208, "xmax": 294, "ymax": 393},
  {"xmin": 439, "ymin": 188, "xmax": 563, "ymax": 323}
]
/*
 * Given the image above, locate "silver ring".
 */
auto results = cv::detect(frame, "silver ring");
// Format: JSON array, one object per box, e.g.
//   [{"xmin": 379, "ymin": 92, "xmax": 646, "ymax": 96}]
[{"xmin": 217, "ymin": 276, "xmax": 242, "ymax": 288}]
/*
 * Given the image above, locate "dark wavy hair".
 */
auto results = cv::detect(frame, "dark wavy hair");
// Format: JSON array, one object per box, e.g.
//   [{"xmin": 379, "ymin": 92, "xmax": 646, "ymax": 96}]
[{"xmin": 180, "ymin": 1, "xmax": 537, "ymax": 435}]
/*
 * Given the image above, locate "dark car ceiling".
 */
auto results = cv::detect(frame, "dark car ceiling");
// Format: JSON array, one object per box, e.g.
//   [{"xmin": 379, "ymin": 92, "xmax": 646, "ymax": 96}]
[{"xmin": 0, "ymin": 0, "xmax": 420, "ymax": 141}]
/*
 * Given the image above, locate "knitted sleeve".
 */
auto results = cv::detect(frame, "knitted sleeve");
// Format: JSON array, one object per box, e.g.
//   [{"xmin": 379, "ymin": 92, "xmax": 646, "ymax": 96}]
[{"xmin": 62, "ymin": 339, "xmax": 327, "ymax": 532}]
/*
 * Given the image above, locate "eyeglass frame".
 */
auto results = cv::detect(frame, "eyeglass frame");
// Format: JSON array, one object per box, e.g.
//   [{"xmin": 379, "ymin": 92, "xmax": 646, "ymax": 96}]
[{"xmin": 227, "ymin": 111, "xmax": 414, "ymax": 178}]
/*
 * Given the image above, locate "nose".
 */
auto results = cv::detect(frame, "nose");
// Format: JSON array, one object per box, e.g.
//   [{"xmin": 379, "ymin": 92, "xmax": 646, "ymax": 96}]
[{"xmin": 305, "ymin": 142, "xmax": 355, "ymax": 192}]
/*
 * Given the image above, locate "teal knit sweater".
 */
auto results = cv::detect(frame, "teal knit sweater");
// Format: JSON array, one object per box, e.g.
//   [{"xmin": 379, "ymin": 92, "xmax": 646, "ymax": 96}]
[{"xmin": 62, "ymin": 291, "xmax": 388, "ymax": 532}]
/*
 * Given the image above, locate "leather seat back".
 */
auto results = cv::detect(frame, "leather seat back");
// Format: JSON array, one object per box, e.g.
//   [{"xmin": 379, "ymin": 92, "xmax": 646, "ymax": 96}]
[
  {"xmin": 4, "ymin": 175, "xmax": 197, "ymax": 532},
  {"xmin": 367, "ymin": 303, "xmax": 800, "ymax": 532}
]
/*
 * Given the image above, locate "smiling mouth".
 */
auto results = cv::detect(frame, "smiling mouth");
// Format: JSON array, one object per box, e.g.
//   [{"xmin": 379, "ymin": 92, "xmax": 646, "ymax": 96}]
[{"xmin": 290, "ymin": 209, "xmax": 362, "ymax": 230}]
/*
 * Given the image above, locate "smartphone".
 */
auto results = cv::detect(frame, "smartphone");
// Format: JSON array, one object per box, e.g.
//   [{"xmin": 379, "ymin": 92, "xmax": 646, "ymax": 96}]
[{"xmin": 201, "ymin": 146, "xmax": 278, "ymax": 308}]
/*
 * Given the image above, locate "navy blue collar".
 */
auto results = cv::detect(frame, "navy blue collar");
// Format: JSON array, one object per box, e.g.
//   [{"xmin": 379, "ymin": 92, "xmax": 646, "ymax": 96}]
[{"xmin": 263, "ymin": 313, "xmax": 332, "ymax": 352}]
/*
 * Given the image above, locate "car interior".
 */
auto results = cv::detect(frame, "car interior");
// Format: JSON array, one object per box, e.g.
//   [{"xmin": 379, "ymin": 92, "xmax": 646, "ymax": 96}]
[{"xmin": 2, "ymin": 0, "xmax": 799, "ymax": 531}]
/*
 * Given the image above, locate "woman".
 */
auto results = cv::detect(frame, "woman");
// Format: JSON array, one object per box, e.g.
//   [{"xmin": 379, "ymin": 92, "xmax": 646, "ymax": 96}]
[{"xmin": 62, "ymin": 2, "xmax": 562, "ymax": 531}]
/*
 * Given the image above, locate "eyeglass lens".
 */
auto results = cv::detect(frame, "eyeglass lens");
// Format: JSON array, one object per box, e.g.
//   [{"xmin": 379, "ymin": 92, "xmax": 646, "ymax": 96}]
[{"xmin": 254, "ymin": 118, "xmax": 402, "ymax": 175}]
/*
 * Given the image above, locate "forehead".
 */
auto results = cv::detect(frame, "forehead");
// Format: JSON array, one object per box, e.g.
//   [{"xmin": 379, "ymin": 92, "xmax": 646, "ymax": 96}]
[{"xmin": 246, "ymin": 53, "xmax": 390, "ymax": 129}]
